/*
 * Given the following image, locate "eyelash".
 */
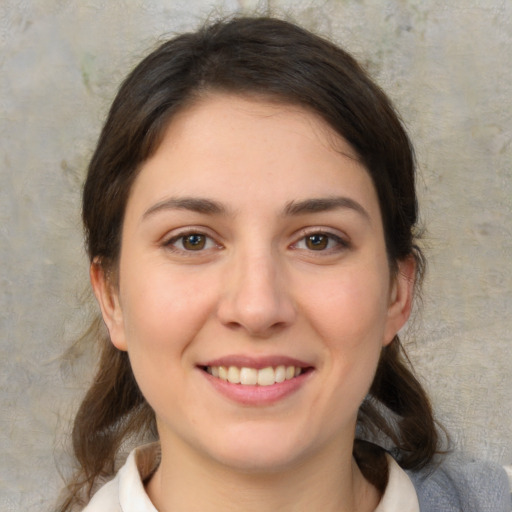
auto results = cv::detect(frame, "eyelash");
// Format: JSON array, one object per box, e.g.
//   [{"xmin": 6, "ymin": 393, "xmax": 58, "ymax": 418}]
[
  {"xmin": 291, "ymin": 230, "xmax": 350, "ymax": 253},
  {"xmin": 163, "ymin": 229, "xmax": 349, "ymax": 255},
  {"xmin": 163, "ymin": 230, "xmax": 221, "ymax": 254}
]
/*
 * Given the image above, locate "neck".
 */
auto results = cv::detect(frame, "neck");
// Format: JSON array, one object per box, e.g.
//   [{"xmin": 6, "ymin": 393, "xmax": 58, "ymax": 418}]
[{"xmin": 146, "ymin": 435, "xmax": 380, "ymax": 512}]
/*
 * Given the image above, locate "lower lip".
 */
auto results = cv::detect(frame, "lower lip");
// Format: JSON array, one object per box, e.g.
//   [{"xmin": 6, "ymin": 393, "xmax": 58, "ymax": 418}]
[{"xmin": 200, "ymin": 369, "xmax": 312, "ymax": 406}]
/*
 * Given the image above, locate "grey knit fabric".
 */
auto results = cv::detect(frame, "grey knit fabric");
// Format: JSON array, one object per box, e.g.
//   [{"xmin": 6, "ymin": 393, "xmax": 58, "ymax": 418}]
[{"xmin": 407, "ymin": 455, "xmax": 511, "ymax": 512}]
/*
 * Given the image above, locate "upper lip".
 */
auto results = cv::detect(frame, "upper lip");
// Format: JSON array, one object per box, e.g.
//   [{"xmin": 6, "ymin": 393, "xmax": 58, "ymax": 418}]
[{"xmin": 199, "ymin": 355, "xmax": 312, "ymax": 370}]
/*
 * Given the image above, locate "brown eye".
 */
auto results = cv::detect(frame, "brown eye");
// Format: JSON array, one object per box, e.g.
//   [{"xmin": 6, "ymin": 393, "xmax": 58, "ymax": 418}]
[
  {"xmin": 305, "ymin": 234, "xmax": 329, "ymax": 250},
  {"xmin": 182, "ymin": 234, "xmax": 206, "ymax": 250},
  {"xmin": 165, "ymin": 231, "xmax": 220, "ymax": 254}
]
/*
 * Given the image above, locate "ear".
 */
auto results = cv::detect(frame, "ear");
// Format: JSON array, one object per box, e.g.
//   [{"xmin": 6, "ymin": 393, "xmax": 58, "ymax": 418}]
[
  {"xmin": 90, "ymin": 261, "xmax": 128, "ymax": 351},
  {"xmin": 383, "ymin": 256, "xmax": 416, "ymax": 346}
]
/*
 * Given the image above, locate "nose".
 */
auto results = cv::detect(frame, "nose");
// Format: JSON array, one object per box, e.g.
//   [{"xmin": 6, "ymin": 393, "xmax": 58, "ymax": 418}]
[{"xmin": 216, "ymin": 250, "xmax": 296, "ymax": 337}]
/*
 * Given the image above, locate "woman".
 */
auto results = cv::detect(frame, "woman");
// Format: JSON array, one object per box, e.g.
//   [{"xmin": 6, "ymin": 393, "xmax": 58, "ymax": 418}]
[{"xmin": 58, "ymin": 16, "xmax": 511, "ymax": 512}]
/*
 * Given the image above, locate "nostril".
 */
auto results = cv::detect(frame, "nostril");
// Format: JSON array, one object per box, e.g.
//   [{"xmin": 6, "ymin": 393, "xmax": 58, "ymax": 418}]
[{"xmin": 224, "ymin": 318, "xmax": 290, "ymax": 337}]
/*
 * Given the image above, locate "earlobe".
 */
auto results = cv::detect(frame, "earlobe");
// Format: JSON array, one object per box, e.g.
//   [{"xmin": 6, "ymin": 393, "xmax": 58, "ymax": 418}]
[
  {"xmin": 383, "ymin": 257, "xmax": 416, "ymax": 346},
  {"xmin": 90, "ymin": 261, "xmax": 128, "ymax": 351}
]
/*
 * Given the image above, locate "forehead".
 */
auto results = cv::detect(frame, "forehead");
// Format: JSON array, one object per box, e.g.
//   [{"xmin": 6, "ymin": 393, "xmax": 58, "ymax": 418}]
[
  {"xmin": 126, "ymin": 93, "xmax": 380, "ymax": 221},
  {"xmin": 163, "ymin": 93, "xmax": 361, "ymax": 161}
]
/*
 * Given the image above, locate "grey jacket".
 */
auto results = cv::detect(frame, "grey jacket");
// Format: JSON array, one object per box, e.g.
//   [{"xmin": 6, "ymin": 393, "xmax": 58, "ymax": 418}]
[{"xmin": 407, "ymin": 455, "xmax": 511, "ymax": 511}]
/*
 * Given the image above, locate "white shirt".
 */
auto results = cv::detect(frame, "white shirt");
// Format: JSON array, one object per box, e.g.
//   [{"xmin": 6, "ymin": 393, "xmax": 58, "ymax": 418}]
[{"xmin": 84, "ymin": 444, "xmax": 420, "ymax": 512}]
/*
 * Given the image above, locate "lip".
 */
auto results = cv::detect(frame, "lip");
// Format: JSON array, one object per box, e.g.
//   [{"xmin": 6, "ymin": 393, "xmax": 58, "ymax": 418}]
[
  {"xmin": 199, "ymin": 355, "xmax": 311, "ymax": 370},
  {"xmin": 201, "ymin": 369, "xmax": 312, "ymax": 406},
  {"xmin": 197, "ymin": 355, "xmax": 314, "ymax": 406}
]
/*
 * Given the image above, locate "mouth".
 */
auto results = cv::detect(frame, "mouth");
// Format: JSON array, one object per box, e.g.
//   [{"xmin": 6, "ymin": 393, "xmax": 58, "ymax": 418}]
[
  {"xmin": 202, "ymin": 365, "xmax": 307, "ymax": 386},
  {"xmin": 198, "ymin": 357, "xmax": 314, "ymax": 405}
]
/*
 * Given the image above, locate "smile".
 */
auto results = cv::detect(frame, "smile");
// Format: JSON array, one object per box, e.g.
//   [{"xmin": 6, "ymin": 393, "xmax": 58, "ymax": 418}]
[{"xmin": 205, "ymin": 365, "xmax": 303, "ymax": 386}]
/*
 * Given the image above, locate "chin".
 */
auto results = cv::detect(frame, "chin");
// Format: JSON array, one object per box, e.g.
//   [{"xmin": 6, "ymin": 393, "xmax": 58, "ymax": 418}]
[
  {"xmin": 199, "ymin": 424, "xmax": 319, "ymax": 473},
  {"xmin": 214, "ymin": 446, "xmax": 303, "ymax": 474}
]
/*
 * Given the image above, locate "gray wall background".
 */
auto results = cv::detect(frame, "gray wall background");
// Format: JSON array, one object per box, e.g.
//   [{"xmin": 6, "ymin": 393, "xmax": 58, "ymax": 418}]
[{"xmin": 1, "ymin": 0, "xmax": 511, "ymax": 510}]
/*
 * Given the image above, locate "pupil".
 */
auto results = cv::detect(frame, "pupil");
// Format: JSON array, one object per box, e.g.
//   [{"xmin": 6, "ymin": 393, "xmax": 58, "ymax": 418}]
[
  {"xmin": 184, "ymin": 234, "xmax": 205, "ymax": 250},
  {"xmin": 307, "ymin": 234, "xmax": 328, "ymax": 250}
]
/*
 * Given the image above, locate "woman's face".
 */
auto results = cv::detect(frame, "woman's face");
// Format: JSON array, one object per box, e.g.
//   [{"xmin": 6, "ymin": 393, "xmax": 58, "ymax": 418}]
[{"xmin": 93, "ymin": 94, "xmax": 413, "ymax": 472}]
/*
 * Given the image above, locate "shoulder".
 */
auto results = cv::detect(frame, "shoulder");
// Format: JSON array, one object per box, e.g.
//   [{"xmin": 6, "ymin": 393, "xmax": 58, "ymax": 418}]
[
  {"xmin": 406, "ymin": 453, "xmax": 512, "ymax": 512},
  {"xmin": 82, "ymin": 444, "xmax": 160, "ymax": 512}
]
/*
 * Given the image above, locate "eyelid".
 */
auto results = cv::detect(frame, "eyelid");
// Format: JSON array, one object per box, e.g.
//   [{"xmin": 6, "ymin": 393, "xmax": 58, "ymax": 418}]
[
  {"xmin": 290, "ymin": 227, "xmax": 351, "ymax": 251},
  {"xmin": 162, "ymin": 227, "xmax": 223, "ymax": 253}
]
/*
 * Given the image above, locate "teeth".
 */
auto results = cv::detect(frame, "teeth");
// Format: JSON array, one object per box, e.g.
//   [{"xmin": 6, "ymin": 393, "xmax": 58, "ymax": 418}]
[
  {"xmin": 218, "ymin": 366, "xmax": 228, "ymax": 381},
  {"xmin": 227, "ymin": 366, "xmax": 241, "ymax": 384},
  {"xmin": 206, "ymin": 364, "xmax": 303, "ymax": 385},
  {"xmin": 240, "ymin": 367, "xmax": 258, "ymax": 385},
  {"xmin": 275, "ymin": 365, "xmax": 286, "ymax": 383},
  {"xmin": 257, "ymin": 367, "xmax": 275, "ymax": 386}
]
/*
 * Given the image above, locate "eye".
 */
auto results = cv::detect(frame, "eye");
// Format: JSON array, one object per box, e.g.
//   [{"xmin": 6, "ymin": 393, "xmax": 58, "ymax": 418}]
[
  {"xmin": 304, "ymin": 233, "xmax": 330, "ymax": 250},
  {"xmin": 293, "ymin": 232, "xmax": 348, "ymax": 252},
  {"xmin": 165, "ymin": 232, "xmax": 218, "ymax": 252}
]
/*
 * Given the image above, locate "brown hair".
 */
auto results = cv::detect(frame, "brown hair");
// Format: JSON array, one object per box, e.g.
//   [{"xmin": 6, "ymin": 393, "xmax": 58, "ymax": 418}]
[{"xmin": 59, "ymin": 16, "xmax": 440, "ymax": 510}]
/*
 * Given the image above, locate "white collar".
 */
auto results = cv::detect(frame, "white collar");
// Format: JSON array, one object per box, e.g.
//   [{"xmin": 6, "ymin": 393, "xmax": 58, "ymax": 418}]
[
  {"xmin": 375, "ymin": 454, "xmax": 420, "ymax": 511},
  {"xmin": 87, "ymin": 443, "xmax": 419, "ymax": 512}
]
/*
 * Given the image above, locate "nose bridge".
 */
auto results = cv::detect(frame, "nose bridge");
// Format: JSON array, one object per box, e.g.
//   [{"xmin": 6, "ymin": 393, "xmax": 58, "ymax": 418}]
[{"xmin": 218, "ymin": 242, "xmax": 295, "ymax": 335}]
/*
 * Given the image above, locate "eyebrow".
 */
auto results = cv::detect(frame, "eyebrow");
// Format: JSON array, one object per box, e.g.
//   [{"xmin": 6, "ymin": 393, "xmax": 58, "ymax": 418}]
[
  {"xmin": 142, "ymin": 195, "xmax": 370, "ymax": 222},
  {"xmin": 142, "ymin": 197, "xmax": 227, "ymax": 219},
  {"xmin": 283, "ymin": 197, "xmax": 370, "ymax": 221}
]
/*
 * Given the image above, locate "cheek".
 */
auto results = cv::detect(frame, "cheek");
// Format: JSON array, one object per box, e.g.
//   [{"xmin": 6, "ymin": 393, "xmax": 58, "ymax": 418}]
[
  {"xmin": 117, "ymin": 269, "xmax": 217, "ymax": 412},
  {"xmin": 118, "ymin": 264, "xmax": 217, "ymax": 368},
  {"xmin": 306, "ymin": 267, "xmax": 390, "ymax": 348},
  {"xmin": 302, "ymin": 266, "xmax": 390, "ymax": 396}
]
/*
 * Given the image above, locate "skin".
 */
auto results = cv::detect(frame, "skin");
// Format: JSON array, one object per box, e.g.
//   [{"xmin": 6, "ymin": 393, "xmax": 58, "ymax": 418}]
[{"xmin": 92, "ymin": 94, "xmax": 415, "ymax": 512}]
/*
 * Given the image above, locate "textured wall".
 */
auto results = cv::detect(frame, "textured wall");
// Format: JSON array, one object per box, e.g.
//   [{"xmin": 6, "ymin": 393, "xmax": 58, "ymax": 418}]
[{"xmin": 1, "ymin": 0, "xmax": 511, "ymax": 510}]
